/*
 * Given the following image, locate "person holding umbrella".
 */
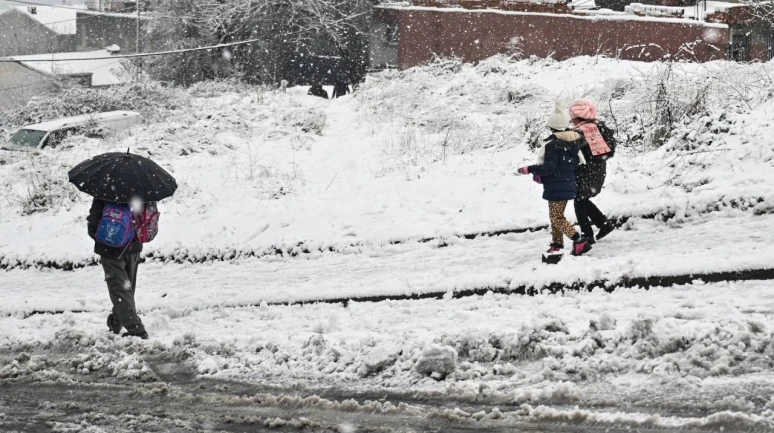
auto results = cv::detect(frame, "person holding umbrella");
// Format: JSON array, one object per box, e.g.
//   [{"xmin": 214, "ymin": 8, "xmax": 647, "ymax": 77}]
[{"xmin": 69, "ymin": 150, "xmax": 177, "ymax": 340}]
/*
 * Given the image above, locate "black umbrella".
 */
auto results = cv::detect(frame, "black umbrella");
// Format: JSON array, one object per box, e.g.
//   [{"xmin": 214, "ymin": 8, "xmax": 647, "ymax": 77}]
[{"xmin": 68, "ymin": 151, "xmax": 177, "ymax": 203}]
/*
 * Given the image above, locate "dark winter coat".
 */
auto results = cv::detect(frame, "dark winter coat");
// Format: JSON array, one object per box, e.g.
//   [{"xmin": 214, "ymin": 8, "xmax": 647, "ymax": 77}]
[
  {"xmin": 87, "ymin": 198, "xmax": 142, "ymax": 259},
  {"xmin": 528, "ymin": 131, "xmax": 583, "ymax": 202},
  {"xmin": 332, "ymin": 80, "xmax": 350, "ymax": 98},
  {"xmin": 575, "ymin": 121, "xmax": 617, "ymax": 201},
  {"xmin": 308, "ymin": 85, "xmax": 329, "ymax": 99}
]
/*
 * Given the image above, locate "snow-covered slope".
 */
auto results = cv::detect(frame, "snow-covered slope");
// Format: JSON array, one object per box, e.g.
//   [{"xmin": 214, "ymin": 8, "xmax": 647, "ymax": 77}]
[
  {"xmin": 2, "ymin": 56, "xmax": 774, "ymax": 429},
  {"xmin": 1, "ymin": 56, "xmax": 772, "ymax": 270}
]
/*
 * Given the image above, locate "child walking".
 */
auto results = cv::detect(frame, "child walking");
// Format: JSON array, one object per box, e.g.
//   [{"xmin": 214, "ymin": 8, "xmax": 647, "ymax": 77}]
[
  {"xmin": 569, "ymin": 100, "xmax": 616, "ymax": 244},
  {"xmin": 518, "ymin": 103, "xmax": 592, "ymax": 260}
]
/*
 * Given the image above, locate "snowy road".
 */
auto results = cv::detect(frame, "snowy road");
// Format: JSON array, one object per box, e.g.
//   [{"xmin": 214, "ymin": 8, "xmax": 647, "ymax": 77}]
[
  {"xmin": 3, "ymin": 276, "xmax": 774, "ymax": 432},
  {"xmin": 2, "ymin": 376, "xmax": 731, "ymax": 433}
]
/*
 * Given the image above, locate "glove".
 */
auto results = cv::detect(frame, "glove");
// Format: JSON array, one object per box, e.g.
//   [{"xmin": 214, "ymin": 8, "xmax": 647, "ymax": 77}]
[{"xmin": 517, "ymin": 166, "xmax": 530, "ymax": 175}]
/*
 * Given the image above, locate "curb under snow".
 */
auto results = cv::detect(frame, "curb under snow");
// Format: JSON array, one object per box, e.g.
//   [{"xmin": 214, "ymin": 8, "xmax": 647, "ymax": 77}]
[{"xmin": 14, "ymin": 267, "xmax": 774, "ymax": 318}]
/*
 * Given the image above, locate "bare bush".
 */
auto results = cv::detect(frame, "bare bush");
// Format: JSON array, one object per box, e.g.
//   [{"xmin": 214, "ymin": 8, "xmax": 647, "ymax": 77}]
[
  {"xmin": 142, "ymin": 0, "xmax": 371, "ymax": 87},
  {"xmin": 596, "ymin": 62, "xmax": 758, "ymax": 149},
  {"xmin": 13, "ymin": 156, "xmax": 79, "ymax": 215},
  {"xmin": 424, "ymin": 57, "xmax": 464, "ymax": 76},
  {"xmin": 220, "ymin": 142, "xmax": 300, "ymax": 199},
  {"xmin": 285, "ymin": 108, "xmax": 327, "ymax": 136},
  {"xmin": 187, "ymin": 79, "xmax": 263, "ymax": 99},
  {"xmin": 629, "ymin": 64, "xmax": 709, "ymax": 148},
  {"xmin": 1, "ymin": 82, "xmax": 185, "ymax": 135},
  {"xmin": 502, "ymin": 36, "xmax": 525, "ymax": 60}
]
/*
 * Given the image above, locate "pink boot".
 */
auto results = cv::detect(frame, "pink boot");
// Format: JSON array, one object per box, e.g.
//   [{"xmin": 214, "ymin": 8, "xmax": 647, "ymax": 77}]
[
  {"xmin": 546, "ymin": 243, "xmax": 563, "ymax": 254},
  {"xmin": 572, "ymin": 238, "xmax": 592, "ymax": 256}
]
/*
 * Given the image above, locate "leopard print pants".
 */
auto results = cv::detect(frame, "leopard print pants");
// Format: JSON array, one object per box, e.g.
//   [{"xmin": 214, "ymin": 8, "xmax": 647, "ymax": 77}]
[{"xmin": 549, "ymin": 200, "xmax": 578, "ymax": 245}]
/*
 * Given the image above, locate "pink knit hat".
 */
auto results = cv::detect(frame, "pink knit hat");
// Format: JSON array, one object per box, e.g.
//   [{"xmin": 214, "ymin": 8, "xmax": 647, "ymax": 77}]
[{"xmin": 569, "ymin": 100, "xmax": 597, "ymax": 121}]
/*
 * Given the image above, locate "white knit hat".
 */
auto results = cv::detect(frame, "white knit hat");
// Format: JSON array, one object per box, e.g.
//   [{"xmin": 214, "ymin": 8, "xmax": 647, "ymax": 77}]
[{"xmin": 547, "ymin": 102, "xmax": 570, "ymax": 130}]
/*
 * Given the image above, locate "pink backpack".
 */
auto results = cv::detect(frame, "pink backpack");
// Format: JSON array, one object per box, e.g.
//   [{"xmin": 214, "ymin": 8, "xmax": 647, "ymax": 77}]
[{"xmin": 133, "ymin": 201, "xmax": 160, "ymax": 243}]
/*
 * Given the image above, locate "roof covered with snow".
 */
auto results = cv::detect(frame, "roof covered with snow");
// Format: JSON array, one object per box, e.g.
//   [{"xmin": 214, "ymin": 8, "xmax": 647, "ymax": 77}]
[
  {"xmin": 13, "ymin": 5, "xmax": 84, "ymax": 35},
  {"xmin": 9, "ymin": 50, "xmax": 129, "ymax": 86},
  {"xmin": 377, "ymin": 3, "xmax": 728, "ymax": 27},
  {"xmin": 624, "ymin": 1, "xmax": 737, "ymax": 20},
  {"xmin": 75, "ymin": 8, "xmax": 152, "ymax": 20}
]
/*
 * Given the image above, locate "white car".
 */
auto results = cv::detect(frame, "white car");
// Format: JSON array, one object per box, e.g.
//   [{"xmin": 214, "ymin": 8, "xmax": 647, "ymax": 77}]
[{"xmin": 3, "ymin": 111, "xmax": 141, "ymax": 151}]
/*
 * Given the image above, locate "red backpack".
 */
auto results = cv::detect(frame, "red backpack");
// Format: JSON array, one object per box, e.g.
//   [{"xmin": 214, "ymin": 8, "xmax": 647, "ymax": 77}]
[{"xmin": 133, "ymin": 201, "xmax": 160, "ymax": 243}]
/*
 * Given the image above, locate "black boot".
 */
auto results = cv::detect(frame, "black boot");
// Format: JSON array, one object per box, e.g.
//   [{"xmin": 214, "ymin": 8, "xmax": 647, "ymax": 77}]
[
  {"xmin": 107, "ymin": 314, "xmax": 122, "ymax": 335},
  {"xmin": 122, "ymin": 326, "xmax": 149, "ymax": 340},
  {"xmin": 583, "ymin": 233, "xmax": 596, "ymax": 245},
  {"xmin": 597, "ymin": 223, "xmax": 615, "ymax": 240}
]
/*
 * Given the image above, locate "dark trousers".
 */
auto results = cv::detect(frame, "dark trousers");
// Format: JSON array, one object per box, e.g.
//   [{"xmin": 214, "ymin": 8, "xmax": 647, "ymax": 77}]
[
  {"xmin": 100, "ymin": 254, "xmax": 145, "ymax": 333},
  {"xmin": 574, "ymin": 199, "xmax": 608, "ymax": 239}
]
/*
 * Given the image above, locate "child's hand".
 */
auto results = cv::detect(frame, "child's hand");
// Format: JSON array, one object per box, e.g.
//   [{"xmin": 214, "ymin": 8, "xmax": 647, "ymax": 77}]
[{"xmin": 517, "ymin": 166, "xmax": 530, "ymax": 175}]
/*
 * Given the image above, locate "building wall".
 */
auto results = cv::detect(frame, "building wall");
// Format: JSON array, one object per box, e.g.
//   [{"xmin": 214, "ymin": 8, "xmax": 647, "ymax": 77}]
[
  {"xmin": 370, "ymin": 9, "xmax": 401, "ymax": 69},
  {"xmin": 76, "ymin": 12, "xmax": 147, "ymax": 53},
  {"xmin": 0, "ymin": 9, "xmax": 76, "ymax": 57},
  {"xmin": 0, "ymin": 63, "xmax": 54, "ymax": 111},
  {"xmin": 386, "ymin": 8, "xmax": 729, "ymax": 69},
  {"xmin": 707, "ymin": 6, "xmax": 774, "ymax": 61}
]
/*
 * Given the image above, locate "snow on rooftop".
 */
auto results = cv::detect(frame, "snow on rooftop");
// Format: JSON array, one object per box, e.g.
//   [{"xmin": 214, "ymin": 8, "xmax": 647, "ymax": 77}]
[
  {"xmin": 13, "ymin": 5, "xmax": 84, "ymax": 35},
  {"xmin": 10, "ymin": 50, "xmax": 129, "ymax": 86},
  {"xmin": 678, "ymin": 1, "xmax": 737, "ymax": 20},
  {"xmin": 377, "ymin": 3, "xmax": 728, "ymax": 26},
  {"xmin": 75, "ymin": 8, "xmax": 152, "ymax": 19}
]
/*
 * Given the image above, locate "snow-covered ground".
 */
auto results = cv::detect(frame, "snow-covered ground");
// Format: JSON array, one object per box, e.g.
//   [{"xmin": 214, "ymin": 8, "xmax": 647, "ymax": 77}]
[
  {"xmin": 2, "ymin": 56, "xmax": 774, "ymax": 430},
  {"xmin": 2, "ymin": 57, "xmax": 772, "ymax": 268}
]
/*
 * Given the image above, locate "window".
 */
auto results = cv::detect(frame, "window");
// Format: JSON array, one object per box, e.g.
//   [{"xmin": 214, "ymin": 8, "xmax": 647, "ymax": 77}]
[
  {"xmin": 385, "ymin": 24, "xmax": 399, "ymax": 46},
  {"xmin": 41, "ymin": 127, "xmax": 82, "ymax": 149},
  {"xmin": 730, "ymin": 31, "xmax": 751, "ymax": 62},
  {"xmin": 9, "ymin": 129, "xmax": 47, "ymax": 148}
]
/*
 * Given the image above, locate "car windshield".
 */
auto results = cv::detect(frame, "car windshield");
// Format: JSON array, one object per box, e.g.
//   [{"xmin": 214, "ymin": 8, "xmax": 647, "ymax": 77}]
[{"xmin": 9, "ymin": 129, "xmax": 47, "ymax": 148}]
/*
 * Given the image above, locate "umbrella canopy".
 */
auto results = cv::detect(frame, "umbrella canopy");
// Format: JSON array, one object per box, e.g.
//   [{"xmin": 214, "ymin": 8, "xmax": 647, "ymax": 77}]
[{"xmin": 68, "ymin": 151, "xmax": 177, "ymax": 203}]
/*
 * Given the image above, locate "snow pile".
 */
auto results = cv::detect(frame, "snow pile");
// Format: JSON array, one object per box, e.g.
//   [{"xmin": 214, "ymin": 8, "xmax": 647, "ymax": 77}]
[
  {"xmin": 3, "ymin": 281, "xmax": 774, "ymax": 428},
  {"xmin": 0, "ymin": 329, "xmax": 156, "ymax": 382},
  {"xmin": 414, "ymin": 344, "xmax": 457, "ymax": 379}
]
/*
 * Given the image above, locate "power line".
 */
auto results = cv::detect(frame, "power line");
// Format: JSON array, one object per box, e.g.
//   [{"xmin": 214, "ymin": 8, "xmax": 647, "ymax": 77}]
[
  {"xmin": 0, "ymin": 39, "xmax": 264, "ymax": 62},
  {"xmin": 0, "ymin": 10, "xmax": 370, "ymax": 63},
  {"xmin": 6, "ymin": 0, "xmax": 193, "ymax": 19},
  {"xmin": 4, "ymin": 0, "xmax": 125, "ymax": 13}
]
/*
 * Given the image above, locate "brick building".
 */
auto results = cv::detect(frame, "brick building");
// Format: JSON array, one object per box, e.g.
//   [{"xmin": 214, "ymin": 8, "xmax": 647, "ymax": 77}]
[{"xmin": 370, "ymin": 0, "xmax": 773, "ymax": 69}]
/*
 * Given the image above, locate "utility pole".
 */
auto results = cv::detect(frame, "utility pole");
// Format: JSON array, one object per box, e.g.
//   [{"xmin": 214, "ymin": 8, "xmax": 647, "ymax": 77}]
[
  {"xmin": 136, "ymin": 0, "xmax": 140, "ymax": 54},
  {"xmin": 135, "ymin": 0, "xmax": 141, "ymax": 82}
]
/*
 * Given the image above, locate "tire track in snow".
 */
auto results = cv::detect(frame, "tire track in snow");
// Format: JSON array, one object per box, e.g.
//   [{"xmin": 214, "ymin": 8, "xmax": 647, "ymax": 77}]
[
  {"xmin": 16, "ymin": 267, "xmax": 774, "ymax": 318},
  {"xmin": 0, "ymin": 379, "xmax": 719, "ymax": 433}
]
